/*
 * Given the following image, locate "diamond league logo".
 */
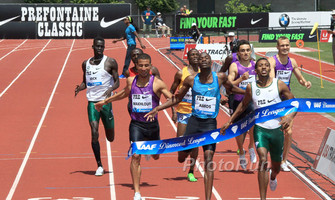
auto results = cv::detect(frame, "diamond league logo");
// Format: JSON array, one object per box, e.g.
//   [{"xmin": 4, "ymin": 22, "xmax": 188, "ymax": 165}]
[{"xmin": 279, "ymin": 14, "xmax": 290, "ymax": 27}]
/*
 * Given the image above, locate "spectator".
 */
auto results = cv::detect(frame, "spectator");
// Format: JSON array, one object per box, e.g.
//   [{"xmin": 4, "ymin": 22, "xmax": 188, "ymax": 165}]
[
  {"xmin": 328, "ymin": 10, "xmax": 335, "ymax": 67},
  {"xmin": 155, "ymin": 12, "xmax": 171, "ymax": 37},
  {"xmin": 177, "ymin": 7, "xmax": 186, "ymax": 16},
  {"xmin": 141, "ymin": 6, "xmax": 156, "ymax": 38},
  {"xmin": 183, "ymin": 5, "xmax": 193, "ymax": 16},
  {"xmin": 189, "ymin": 23, "xmax": 201, "ymax": 43},
  {"xmin": 228, "ymin": 32, "xmax": 239, "ymax": 53}
]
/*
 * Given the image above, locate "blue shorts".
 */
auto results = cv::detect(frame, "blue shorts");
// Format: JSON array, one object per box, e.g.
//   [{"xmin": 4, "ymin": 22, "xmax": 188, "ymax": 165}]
[{"xmin": 177, "ymin": 112, "xmax": 192, "ymax": 124}]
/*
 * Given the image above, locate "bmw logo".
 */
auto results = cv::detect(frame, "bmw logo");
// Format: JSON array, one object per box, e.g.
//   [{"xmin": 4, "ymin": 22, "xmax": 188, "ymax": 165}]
[{"xmin": 279, "ymin": 14, "xmax": 290, "ymax": 27}]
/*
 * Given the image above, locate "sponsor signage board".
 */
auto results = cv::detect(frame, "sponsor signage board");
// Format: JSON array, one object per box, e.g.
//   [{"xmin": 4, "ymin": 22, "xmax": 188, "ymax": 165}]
[
  {"xmin": 320, "ymin": 30, "xmax": 333, "ymax": 43},
  {"xmin": 269, "ymin": 12, "xmax": 331, "ymax": 28},
  {"xmin": 0, "ymin": 3, "xmax": 130, "ymax": 39},
  {"xmin": 259, "ymin": 29, "xmax": 319, "ymax": 42},
  {"xmin": 183, "ymin": 43, "xmax": 228, "ymax": 61},
  {"xmin": 314, "ymin": 128, "xmax": 335, "ymax": 182},
  {"xmin": 176, "ymin": 13, "xmax": 268, "ymax": 32},
  {"xmin": 169, "ymin": 37, "xmax": 192, "ymax": 50}
]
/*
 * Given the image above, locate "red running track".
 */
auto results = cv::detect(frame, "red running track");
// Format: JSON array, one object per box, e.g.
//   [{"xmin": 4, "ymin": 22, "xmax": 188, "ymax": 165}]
[{"xmin": 0, "ymin": 38, "xmax": 332, "ymax": 200}]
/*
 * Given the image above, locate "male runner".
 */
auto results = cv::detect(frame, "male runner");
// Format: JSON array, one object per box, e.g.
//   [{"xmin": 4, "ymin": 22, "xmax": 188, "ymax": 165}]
[
  {"xmin": 221, "ymin": 58, "xmax": 296, "ymax": 200},
  {"xmin": 169, "ymin": 49, "xmax": 200, "ymax": 182},
  {"xmin": 145, "ymin": 52, "xmax": 244, "ymax": 200},
  {"xmin": 228, "ymin": 40, "xmax": 257, "ymax": 168},
  {"xmin": 268, "ymin": 36, "xmax": 311, "ymax": 171},
  {"xmin": 74, "ymin": 37, "xmax": 119, "ymax": 176},
  {"xmin": 95, "ymin": 53, "xmax": 172, "ymax": 200}
]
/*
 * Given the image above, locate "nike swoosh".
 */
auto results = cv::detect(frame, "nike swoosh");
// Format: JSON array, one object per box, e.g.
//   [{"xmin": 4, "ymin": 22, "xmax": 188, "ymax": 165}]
[
  {"xmin": 208, "ymin": 88, "xmax": 215, "ymax": 90},
  {"xmin": 309, "ymin": 35, "xmax": 316, "ymax": 39},
  {"xmin": 100, "ymin": 16, "xmax": 127, "ymax": 28},
  {"xmin": 0, "ymin": 16, "xmax": 20, "ymax": 27},
  {"xmin": 251, "ymin": 18, "xmax": 263, "ymax": 25}
]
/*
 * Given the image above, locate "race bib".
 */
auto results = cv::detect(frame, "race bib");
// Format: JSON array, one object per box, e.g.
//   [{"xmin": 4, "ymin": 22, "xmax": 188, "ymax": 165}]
[
  {"xmin": 194, "ymin": 95, "xmax": 216, "ymax": 115},
  {"xmin": 238, "ymin": 75, "xmax": 256, "ymax": 90},
  {"xmin": 276, "ymin": 70, "xmax": 292, "ymax": 86},
  {"xmin": 182, "ymin": 88, "xmax": 192, "ymax": 103},
  {"xmin": 132, "ymin": 94, "xmax": 152, "ymax": 112}
]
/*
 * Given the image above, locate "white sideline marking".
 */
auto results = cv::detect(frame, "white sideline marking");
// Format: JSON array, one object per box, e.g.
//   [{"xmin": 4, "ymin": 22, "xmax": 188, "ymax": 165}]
[
  {"xmin": 6, "ymin": 39, "xmax": 75, "ymax": 200},
  {"xmin": 0, "ymin": 39, "xmax": 27, "ymax": 61},
  {"xmin": 106, "ymin": 138, "xmax": 116, "ymax": 200},
  {"xmin": 0, "ymin": 39, "xmax": 51, "ymax": 98}
]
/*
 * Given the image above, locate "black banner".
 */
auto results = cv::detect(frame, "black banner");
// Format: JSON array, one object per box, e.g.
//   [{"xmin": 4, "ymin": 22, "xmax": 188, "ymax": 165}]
[
  {"xmin": 259, "ymin": 29, "xmax": 320, "ymax": 42},
  {"xmin": 176, "ymin": 13, "xmax": 268, "ymax": 32},
  {"xmin": 0, "ymin": 4, "xmax": 130, "ymax": 39}
]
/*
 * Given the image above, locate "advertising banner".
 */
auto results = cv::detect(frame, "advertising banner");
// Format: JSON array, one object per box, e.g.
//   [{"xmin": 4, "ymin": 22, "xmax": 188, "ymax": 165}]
[
  {"xmin": 269, "ymin": 12, "xmax": 332, "ymax": 28},
  {"xmin": 0, "ymin": 4, "xmax": 130, "ymax": 39},
  {"xmin": 183, "ymin": 43, "xmax": 228, "ymax": 61},
  {"xmin": 314, "ymin": 128, "xmax": 335, "ymax": 182},
  {"xmin": 320, "ymin": 30, "xmax": 333, "ymax": 43},
  {"xmin": 259, "ymin": 29, "xmax": 320, "ymax": 42},
  {"xmin": 176, "ymin": 13, "xmax": 268, "ymax": 33}
]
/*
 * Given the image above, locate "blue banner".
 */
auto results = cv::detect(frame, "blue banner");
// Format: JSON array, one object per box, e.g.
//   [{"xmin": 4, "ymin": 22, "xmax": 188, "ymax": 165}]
[{"xmin": 127, "ymin": 98, "xmax": 335, "ymax": 158}]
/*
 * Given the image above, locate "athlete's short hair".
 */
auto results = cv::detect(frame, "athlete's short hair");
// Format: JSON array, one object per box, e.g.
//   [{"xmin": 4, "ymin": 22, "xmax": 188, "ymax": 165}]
[
  {"xmin": 277, "ymin": 36, "xmax": 289, "ymax": 45},
  {"xmin": 237, "ymin": 40, "xmax": 251, "ymax": 51},
  {"xmin": 137, "ymin": 53, "xmax": 151, "ymax": 63},
  {"xmin": 93, "ymin": 36, "xmax": 105, "ymax": 45},
  {"xmin": 187, "ymin": 48, "xmax": 199, "ymax": 57},
  {"xmin": 255, "ymin": 57, "xmax": 269, "ymax": 68},
  {"xmin": 132, "ymin": 48, "xmax": 143, "ymax": 55}
]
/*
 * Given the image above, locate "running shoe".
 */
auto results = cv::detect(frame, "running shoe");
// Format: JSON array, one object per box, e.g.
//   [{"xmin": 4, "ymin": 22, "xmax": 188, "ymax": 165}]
[
  {"xmin": 133, "ymin": 192, "xmax": 142, "ymax": 200},
  {"xmin": 249, "ymin": 148, "xmax": 257, "ymax": 163},
  {"xmin": 269, "ymin": 169, "xmax": 278, "ymax": 191},
  {"xmin": 119, "ymin": 74, "xmax": 126, "ymax": 79},
  {"xmin": 239, "ymin": 153, "xmax": 247, "ymax": 169},
  {"xmin": 95, "ymin": 166, "xmax": 104, "ymax": 176},
  {"xmin": 187, "ymin": 173, "xmax": 198, "ymax": 182},
  {"xmin": 281, "ymin": 161, "xmax": 291, "ymax": 172}
]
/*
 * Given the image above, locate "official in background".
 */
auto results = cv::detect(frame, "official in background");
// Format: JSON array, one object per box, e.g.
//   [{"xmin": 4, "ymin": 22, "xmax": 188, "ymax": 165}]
[{"xmin": 328, "ymin": 10, "xmax": 335, "ymax": 67}]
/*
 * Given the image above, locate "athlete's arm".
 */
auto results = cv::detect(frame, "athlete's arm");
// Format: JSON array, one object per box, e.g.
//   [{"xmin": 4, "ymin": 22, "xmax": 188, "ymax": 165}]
[
  {"xmin": 145, "ymin": 75, "xmax": 193, "ymax": 121},
  {"xmin": 74, "ymin": 61, "xmax": 87, "ymax": 97},
  {"xmin": 220, "ymin": 56, "xmax": 232, "ymax": 73},
  {"xmin": 219, "ymin": 72, "xmax": 245, "ymax": 95},
  {"xmin": 151, "ymin": 66, "xmax": 161, "ymax": 79},
  {"xmin": 278, "ymin": 79, "xmax": 297, "ymax": 130},
  {"xmin": 95, "ymin": 77, "xmax": 133, "ymax": 111},
  {"xmin": 169, "ymin": 70, "xmax": 182, "ymax": 123},
  {"xmin": 291, "ymin": 58, "xmax": 311, "ymax": 89},
  {"xmin": 268, "ymin": 56, "xmax": 276, "ymax": 79},
  {"xmin": 227, "ymin": 63, "xmax": 244, "ymax": 85},
  {"xmin": 220, "ymin": 84, "xmax": 252, "ymax": 134},
  {"xmin": 112, "ymin": 36, "xmax": 125, "ymax": 43},
  {"xmin": 103, "ymin": 57, "xmax": 120, "ymax": 98}
]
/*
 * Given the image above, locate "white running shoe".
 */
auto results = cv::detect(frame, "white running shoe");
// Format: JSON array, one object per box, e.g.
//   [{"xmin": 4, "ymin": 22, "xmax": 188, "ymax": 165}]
[
  {"xmin": 281, "ymin": 161, "xmax": 291, "ymax": 172},
  {"xmin": 239, "ymin": 153, "xmax": 247, "ymax": 169},
  {"xmin": 249, "ymin": 148, "xmax": 257, "ymax": 163},
  {"xmin": 95, "ymin": 166, "xmax": 104, "ymax": 176},
  {"xmin": 134, "ymin": 192, "xmax": 142, "ymax": 200},
  {"xmin": 269, "ymin": 170, "xmax": 278, "ymax": 191}
]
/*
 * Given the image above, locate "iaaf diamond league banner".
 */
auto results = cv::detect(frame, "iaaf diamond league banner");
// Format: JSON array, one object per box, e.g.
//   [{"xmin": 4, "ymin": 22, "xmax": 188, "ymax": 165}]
[
  {"xmin": 0, "ymin": 4, "xmax": 130, "ymax": 39},
  {"xmin": 176, "ymin": 13, "xmax": 268, "ymax": 33}
]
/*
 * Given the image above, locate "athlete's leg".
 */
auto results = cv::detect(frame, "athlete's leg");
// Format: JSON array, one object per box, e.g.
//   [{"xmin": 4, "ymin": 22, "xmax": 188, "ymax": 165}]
[
  {"xmin": 130, "ymin": 154, "xmax": 142, "ymax": 193},
  {"xmin": 89, "ymin": 121, "xmax": 102, "ymax": 167},
  {"xmin": 235, "ymin": 132, "xmax": 246, "ymax": 155},
  {"xmin": 248, "ymin": 126, "xmax": 255, "ymax": 149},
  {"xmin": 203, "ymin": 149, "xmax": 215, "ymax": 200},
  {"xmin": 101, "ymin": 103, "xmax": 115, "ymax": 142},
  {"xmin": 281, "ymin": 121, "xmax": 293, "ymax": 171},
  {"xmin": 257, "ymin": 147, "xmax": 269, "ymax": 200}
]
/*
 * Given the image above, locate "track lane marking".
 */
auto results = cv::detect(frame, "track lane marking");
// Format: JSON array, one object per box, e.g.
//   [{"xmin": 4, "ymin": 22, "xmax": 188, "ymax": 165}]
[
  {"xmin": 0, "ymin": 39, "xmax": 51, "ymax": 98},
  {"xmin": 6, "ymin": 39, "xmax": 75, "ymax": 200},
  {"xmin": 0, "ymin": 39, "xmax": 27, "ymax": 61}
]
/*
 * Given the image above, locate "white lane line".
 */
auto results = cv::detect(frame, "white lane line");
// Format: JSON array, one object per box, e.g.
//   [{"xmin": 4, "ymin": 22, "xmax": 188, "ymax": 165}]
[
  {"xmin": 0, "ymin": 39, "xmax": 28, "ymax": 61},
  {"xmin": 6, "ymin": 39, "xmax": 75, "ymax": 200},
  {"xmin": 144, "ymin": 38, "xmax": 158, "ymax": 51},
  {"xmin": 106, "ymin": 138, "xmax": 117, "ymax": 200},
  {"xmin": 0, "ymin": 39, "xmax": 51, "ymax": 98}
]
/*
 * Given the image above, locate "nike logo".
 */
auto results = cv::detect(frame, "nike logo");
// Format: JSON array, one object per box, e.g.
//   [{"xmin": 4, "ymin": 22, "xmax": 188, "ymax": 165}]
[
  {"xmin": 93, "ymin": 71, "xmax": 98, "ymax": 74},
  {"xmin": 142, "ymin": 95, "xmax": 149, "ymax": 99},
  {"xmin": 0, "ymin": 15, "xmax": 20, "ymax": 27},
  {"xmin": 100, "ymin": 16, "xmax": 127, "ymax": 28},
  {"xmin": 206, "ymin": 98, "xmax": 213, "ymax": 101},
  {"xmin": 309, "ymin": 35, "xmax": 316, "ymax": 39},
  {"xmin": 267, "ymin": 99, "xmax": 275, "ymax": 103},
  {"xmin": 208, "ymin": 88, "xmax": 215, "ymax": 91},
  {"xmin": 251, "ymin": 18, "xmax": 262, "ymax": 25}
]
